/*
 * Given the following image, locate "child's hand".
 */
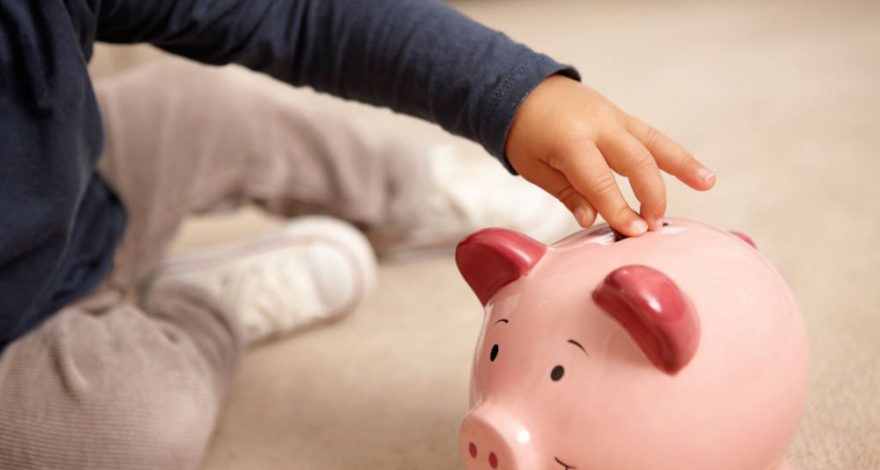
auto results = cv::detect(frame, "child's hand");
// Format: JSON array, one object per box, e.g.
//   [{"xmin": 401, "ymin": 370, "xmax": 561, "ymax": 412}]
[{"xmin": 506, "ymin": 75, "xmax": 715, "ymax": 236}]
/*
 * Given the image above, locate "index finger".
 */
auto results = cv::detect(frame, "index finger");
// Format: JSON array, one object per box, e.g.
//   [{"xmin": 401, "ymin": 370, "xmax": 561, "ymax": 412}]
[{"xmin": 625, "ymin": 117, "xmax": 716, "ymax": 191}]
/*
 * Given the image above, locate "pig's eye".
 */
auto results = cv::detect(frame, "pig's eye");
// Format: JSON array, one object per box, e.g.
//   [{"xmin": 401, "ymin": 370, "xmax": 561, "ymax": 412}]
[
  {"xmin": 550, "ymin": 365, "xmax": 565, "ymax": 381},
  {"xmin": 490, "ymin": 344, "xmax": 499, "ymax": 361}
]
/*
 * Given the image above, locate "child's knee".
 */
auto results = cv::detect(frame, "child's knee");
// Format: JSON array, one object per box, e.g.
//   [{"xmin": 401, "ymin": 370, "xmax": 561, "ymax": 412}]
[
  {"xmin": 0, "ymin": 376, "xmax": 217, "ymax": 470},
  {"xmin": 0, "ymin": 309, "xmax": 224, "ymax": 469},
  {"xmin": 92, "ymin": 379, "xmax": 217, "ymax": 470}
]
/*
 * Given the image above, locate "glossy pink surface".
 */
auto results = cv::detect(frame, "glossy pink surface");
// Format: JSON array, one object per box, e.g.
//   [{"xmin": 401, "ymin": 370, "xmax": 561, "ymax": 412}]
[{"xmin": 456, "ymin": 219, "xmax": 809, "ymax": 470}]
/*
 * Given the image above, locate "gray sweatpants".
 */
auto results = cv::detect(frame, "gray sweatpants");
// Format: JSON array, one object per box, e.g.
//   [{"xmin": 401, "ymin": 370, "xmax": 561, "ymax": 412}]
[{"xmin": 0, "ymin": 58, "xmax": 430, "ymax": 470}]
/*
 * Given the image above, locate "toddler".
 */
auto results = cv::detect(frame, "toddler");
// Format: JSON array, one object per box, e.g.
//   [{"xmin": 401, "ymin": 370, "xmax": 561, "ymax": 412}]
[{"xmin": 0, "ymin": 1, "xmax": 714, "ymax": 469}]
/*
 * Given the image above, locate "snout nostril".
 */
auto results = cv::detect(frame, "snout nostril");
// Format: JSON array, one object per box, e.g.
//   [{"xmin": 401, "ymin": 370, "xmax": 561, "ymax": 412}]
[
  {"xmin": 468, "ymin": 442, "xmax": 478, "ymax": 458},
  {"xmin": 489, "ymin": 452, "xmax": 498, "ymax": 469}
]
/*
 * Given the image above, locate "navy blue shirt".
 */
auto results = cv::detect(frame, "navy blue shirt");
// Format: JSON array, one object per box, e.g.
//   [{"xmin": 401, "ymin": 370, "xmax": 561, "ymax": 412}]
[{"xmin": 0, "ymin": 0, "xmax": 577, "ymax": 350}]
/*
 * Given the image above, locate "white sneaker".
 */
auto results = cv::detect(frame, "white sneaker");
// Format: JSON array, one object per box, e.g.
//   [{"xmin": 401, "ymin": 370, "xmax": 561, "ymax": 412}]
[
  {"xmin": 144, "ymin": 217, "xmax": 377, "ymax": 345},
  {"xmin": 373, "ymin": 145, "xmax": 576, "ymax": 256}
]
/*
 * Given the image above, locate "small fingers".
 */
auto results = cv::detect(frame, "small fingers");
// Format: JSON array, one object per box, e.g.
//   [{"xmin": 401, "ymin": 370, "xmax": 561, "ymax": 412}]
[
  {"xmin": 521, "ymin": 160, "xmax": 597, "ymax": 227},
  {"xmin": 626, "ymin": 117, "xmax": 716, "ymax": 190},
  {"xmin": 598, "ymin": 129, "xmax": 667, "ymax": 229},
  {"xmin": 549, "ymin": 143, "xmax": 647, "ymax": 236}
]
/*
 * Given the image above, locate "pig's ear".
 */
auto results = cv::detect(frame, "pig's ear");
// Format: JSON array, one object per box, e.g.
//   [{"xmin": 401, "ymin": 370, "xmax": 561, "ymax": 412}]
[
  {"xmin": 592, "ymin": 265, "xmax": 700, "ymax": 375},
  {"xmin": 730, "ymin": 230, "xmax": 757, "ymax": 249},
  {"xmin": 456, "ymin": 228, "xmax": 546, "ymax": 306}
]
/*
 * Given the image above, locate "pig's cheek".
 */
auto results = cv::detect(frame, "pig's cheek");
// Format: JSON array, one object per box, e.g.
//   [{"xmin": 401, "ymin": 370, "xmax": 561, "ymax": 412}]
[
  {"xmin": 471, "ymin": 344, "xmax": 492, "ymax": 402},
  {"xmin": 473, "ymin": 342, "xmax": 518, "ymax": 403},
  {"xmin": 473, "ymin": 350, "xmax": 498, "ymax": 400}
]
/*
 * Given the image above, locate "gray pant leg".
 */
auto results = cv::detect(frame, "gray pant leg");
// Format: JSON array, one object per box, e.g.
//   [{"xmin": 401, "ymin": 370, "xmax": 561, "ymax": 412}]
[
  {"xmin": 0, "ymin": 283, "xmax": 241, "ymax": 470},
  {"xmin": 96, "ymin": 57, "xmax": 431, "ymax": 288}
]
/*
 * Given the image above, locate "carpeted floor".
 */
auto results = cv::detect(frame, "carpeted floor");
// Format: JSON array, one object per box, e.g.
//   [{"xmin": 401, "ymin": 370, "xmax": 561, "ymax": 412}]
[{"xmin": 92, "ymin": 0, "xmax": 880, "ymax": 468}]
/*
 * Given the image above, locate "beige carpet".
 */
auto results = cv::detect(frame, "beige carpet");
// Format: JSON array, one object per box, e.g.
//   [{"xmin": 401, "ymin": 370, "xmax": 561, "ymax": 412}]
[{"xmin": 91, "ymin": 0, "xmax": 880, "ymax": 468}]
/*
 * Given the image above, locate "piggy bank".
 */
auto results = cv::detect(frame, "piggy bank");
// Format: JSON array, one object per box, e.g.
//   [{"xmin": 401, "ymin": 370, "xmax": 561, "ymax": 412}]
[{"xmin": 455, "ymin": 219, "xmax": 809, "ymax": 470}]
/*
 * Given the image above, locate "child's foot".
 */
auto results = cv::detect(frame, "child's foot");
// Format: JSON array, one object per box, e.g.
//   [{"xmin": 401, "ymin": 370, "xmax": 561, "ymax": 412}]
[
  {"xmin": 144, "ymin": 217, "xmax": 376, "ymax": 345},
  {"xmin": 370, "ymin": 145, "xmax": 576, "ymax": 257}
]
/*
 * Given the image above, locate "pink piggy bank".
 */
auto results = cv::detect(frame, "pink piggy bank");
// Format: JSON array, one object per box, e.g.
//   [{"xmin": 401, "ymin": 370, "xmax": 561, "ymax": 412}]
[{"xmin": 455, "ymin": 219, "xmax": 809, "ymax": 470}]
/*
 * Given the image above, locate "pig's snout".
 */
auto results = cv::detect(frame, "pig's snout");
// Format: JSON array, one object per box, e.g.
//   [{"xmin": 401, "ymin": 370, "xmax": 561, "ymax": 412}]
[{"xmin": 460, "ymin": 407, "xmax": 539, "ymax": 470}]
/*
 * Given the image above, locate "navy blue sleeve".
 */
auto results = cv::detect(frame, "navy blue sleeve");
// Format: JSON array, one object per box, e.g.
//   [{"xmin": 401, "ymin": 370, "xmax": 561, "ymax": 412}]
[
  {"xmin": 95, "ymin": 0, "xmax": 579, "ymax": 167},
  {"xmin": 0, "ymin": 1, "xmax": 109, "ymax": 339}
]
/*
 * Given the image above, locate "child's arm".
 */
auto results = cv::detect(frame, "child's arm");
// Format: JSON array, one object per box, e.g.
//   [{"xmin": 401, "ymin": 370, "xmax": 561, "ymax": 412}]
[
  {"xmin": 96, "ymin": 0, "xmax": 571, "ymax": 160},
  {"xmin": 94, "ymin": 0, "xmax": 712, "ymax": 234}
]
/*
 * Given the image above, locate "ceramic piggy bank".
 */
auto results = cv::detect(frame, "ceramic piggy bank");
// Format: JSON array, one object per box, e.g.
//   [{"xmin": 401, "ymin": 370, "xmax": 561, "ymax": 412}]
[{"xmin": 455, "ymin": 219, "xmax": 809, "ymax": 470}]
